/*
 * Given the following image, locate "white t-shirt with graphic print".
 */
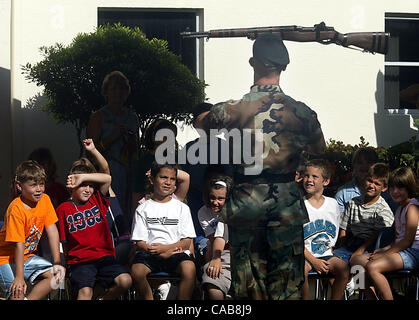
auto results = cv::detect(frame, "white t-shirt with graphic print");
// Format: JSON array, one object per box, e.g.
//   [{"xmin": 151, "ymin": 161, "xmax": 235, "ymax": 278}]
[
  {"xmin": 303, "ymin": 196, "xmax": 341, "ymax": 258},
  {"xmin": 131, "ymin": 198, "xmax": 196, "ymax": 246}
]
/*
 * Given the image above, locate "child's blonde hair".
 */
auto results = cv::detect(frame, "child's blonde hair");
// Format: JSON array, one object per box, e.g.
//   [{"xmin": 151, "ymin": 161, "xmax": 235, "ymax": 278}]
[
  {"xmin": 69, "ymin": 157, "xmax": 97, "ymax": 175},
  {"xmin": 304, "ymin": 159, "xmax": 332, "ymax": 180},
  {"xmin": 368, "ymin": 162, "xmax": 390, "ymax": 187},
  {"xmin": 11, "ymin": 160, "xmax": 46, "ymax": 198},
  {"xmin": 28, "ymin": 147, "xmax": 58, "ymax": 182}
]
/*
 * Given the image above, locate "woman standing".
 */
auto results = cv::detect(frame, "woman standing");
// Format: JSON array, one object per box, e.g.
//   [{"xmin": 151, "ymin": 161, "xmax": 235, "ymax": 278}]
[{"xmin": 86, "ymin": 71, "xmax": 139, "ymax": 219}]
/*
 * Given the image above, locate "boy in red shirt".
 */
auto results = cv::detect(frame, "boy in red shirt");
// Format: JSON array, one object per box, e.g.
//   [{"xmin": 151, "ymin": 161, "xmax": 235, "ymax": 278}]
[{"xmin": 56, "ymin": 157, "xmax": 132, "ymax": 300}]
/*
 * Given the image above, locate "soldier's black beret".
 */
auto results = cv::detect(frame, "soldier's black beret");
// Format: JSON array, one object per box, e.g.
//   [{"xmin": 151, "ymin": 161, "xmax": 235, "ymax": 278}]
[
  {"xmin": 192, "ymin": 102, "xmax": 213, "ymax": 120},
  {"xmin": 253, "ymin": 33, "xmax": 290, "ymax": 69}
]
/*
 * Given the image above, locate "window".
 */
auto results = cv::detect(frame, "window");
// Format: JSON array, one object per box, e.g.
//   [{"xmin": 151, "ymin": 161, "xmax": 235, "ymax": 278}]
[
  {"xmin": 98, "ymin": 8, "xmax": 201, "ymax": 76},
  {"xmin": 385, "ymin": 13, "xmax": 419, "ymax": 110}
]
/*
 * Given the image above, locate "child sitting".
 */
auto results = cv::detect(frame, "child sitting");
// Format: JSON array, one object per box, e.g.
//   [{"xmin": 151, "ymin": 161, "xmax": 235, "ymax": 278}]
[
  {"xmin": 301, "ymin": 159, "xmax": 350, "ymax": 300},
  {"xmin": 198, "ymin": 175, "xmax": 233, "ymax": 300},
  {"xmin": 335, "ymin": 163, "xmax": 394, "ymax": 266},
  {"xmin": 0, "ymin": 160, "xmax": 65, "ymax": 300},
  {"xmin": 130, "ymin": 162, "xmax": 196, "ymax": 300},
  {"xmin": 360, "ymin": 166, "xmax": 419, "ymax": 299},
  {"xmin": 335, "ymin": 147, "xmax": 379, "ymax": 214},
  {"xmin": 82, "ymin": 138, "xmax": 132, "ymax": 266},
  {"xmin": 56, "ymin": 156, "xmax": 132, "ymax": 300},
  {"xmin": 335, "ymin": 147, "xmax": 397, "ymax": 214}
]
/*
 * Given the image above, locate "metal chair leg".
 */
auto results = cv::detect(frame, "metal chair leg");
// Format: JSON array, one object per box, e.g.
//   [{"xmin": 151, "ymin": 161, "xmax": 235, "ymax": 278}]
[
  {"xmin": 322, "ymin": 279, "xmax": 329, "ymax": 300},
  {"xmin": 416, "ymin": 277, "xmax": 419, "ymax": 300},
  {"xmin": 314, "ymin": 278, "xmax": 320, "ymax": 300}
]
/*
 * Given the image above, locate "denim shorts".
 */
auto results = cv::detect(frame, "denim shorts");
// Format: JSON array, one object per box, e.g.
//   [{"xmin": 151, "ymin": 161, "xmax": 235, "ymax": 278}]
[
  {"xmin": 0, "ymin": 255, "xmax": 53, "ymax": 297},
  {"xmin": 399, "ymin": 247, "xmax": 419, "ymax": 270},
  {"xmin": 333, "ymin": 246, "xmax": 355, "ymax": 264}
]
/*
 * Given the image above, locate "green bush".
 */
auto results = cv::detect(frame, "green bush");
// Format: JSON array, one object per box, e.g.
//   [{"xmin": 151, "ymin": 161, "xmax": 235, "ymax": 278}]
[
  {"xmin": 323, "ymin": 136, "xmax": 418, "ymax": 196},
  {"xmin": 22, "ymin": 23, "xmax": 206, "ymax": 154}
]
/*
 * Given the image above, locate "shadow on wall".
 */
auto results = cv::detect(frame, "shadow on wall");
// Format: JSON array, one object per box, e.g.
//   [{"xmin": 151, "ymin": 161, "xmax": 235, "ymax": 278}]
[
  {"xmin": 0, "ymin": 78, "xmax": 80, "ymax": 218},
  {"xmin": 0, "ymin": 67, "xmax": 12, "ymax": 218},
  {"xmin": 16, "ymin": 93, "xmax": 80, "ymax": 189},
  {"xmin": 374, "ymin": 70, "xmax": 418, "ymax": 147}
]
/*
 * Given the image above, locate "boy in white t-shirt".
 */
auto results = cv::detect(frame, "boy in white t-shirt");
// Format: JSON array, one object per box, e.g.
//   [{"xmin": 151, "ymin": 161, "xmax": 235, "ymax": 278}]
[
  {"xmin": 130, "ymin": 162, "xmax": 196, "ymax": 300},
  {"xmin": 302, "ymin": 159, "xmax": 350, "ymax": 300}
]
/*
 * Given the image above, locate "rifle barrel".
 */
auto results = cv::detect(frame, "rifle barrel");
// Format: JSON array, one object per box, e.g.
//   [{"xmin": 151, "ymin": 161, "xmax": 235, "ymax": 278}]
[
  {"xmin": 180, "ymin": 31, "xmax": 211, "ymax": 38},
  {"xmin": 181, "ymin": 25, "xmax": 313, "ymax": 39},
  {"xmin": 180, "ymin": 24, "xmax": 389, "ymax": 54}
]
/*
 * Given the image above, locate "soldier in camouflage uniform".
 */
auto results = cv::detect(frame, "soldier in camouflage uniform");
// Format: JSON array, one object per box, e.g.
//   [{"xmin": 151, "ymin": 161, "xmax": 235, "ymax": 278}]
[{"xmin": 197, "ymin": 33, "xmax": 326, "ymax": 300}]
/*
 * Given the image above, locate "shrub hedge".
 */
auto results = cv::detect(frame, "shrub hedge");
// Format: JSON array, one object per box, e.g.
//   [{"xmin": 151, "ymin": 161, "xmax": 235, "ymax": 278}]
[{"xmin": 319, "ymin": 136, "xmax": 418, "ymax": 196}]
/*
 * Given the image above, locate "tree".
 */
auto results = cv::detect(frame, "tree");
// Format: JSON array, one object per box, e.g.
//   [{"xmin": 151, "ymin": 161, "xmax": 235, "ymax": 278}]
[{"xmin": 22, "ymin": 23, "xmax": 206, "ymax": 155}]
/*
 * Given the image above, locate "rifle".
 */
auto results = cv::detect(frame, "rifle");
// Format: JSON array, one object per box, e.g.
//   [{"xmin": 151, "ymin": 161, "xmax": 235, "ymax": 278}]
[{"xmin": 181, "ymin": 22, "xmax": 389, "ymax": 54}]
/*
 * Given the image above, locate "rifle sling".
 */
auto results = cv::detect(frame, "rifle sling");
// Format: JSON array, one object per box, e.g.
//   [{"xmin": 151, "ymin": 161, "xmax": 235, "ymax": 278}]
[
  {"xmin": 316, "ymin": 26, "xmax": 321, "ymax": 42},
  {"xmin": 332, "ymin": 31, "xmax": 342, "ymax": 46},
  {"xmin": 342, "ymin": 34, "xmax": 348, "ymax": 47}
]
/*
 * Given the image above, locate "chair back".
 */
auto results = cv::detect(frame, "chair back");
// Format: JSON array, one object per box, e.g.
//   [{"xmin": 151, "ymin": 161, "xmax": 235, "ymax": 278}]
[{"xmin": 375, "ymin": 227, "xmax": 395, "ymax": 250}]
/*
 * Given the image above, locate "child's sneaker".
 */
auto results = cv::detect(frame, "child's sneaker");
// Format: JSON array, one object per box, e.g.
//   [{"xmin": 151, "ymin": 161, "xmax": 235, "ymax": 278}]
[
  {"xmin": 155, "ymin": 282, "xmax": 171, "ymax": 300},
  {"xmin": 345, "ymin": 278, "xmax": 355, "ymax": 298}
]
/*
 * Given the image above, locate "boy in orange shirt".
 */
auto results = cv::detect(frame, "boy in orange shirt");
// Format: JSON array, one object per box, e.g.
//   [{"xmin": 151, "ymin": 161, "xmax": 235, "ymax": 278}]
[{"xmin": 0, "ymin": 160, "xmax": 65, "ymax": 300}]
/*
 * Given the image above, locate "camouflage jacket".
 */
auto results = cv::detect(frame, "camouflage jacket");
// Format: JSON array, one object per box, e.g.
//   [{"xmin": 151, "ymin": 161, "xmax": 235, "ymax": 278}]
[{"xmin": 204, "ymin": 84, "xmax": 325, "ymax": 176}]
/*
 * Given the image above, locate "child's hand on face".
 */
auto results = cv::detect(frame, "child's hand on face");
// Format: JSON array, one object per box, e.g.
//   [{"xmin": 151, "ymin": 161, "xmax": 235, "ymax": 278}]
[
  {"xmin": 83, "ymin": 139, "xmax": 96, "ymax": 152},
  {"xmin": 66, "ymin": 174, "xmax": 83, "ymax": 189}
]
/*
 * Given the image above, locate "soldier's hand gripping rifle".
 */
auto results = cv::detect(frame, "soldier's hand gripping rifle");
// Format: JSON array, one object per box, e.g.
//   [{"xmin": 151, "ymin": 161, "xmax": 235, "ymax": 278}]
[{"xmin": 181, "ymin": 22, "xmax": 389, "ymax": 54}]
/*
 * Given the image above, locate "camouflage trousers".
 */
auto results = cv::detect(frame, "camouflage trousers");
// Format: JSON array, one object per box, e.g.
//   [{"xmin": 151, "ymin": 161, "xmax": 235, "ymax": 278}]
[
  {"xmin": 229, "ymin": 225, "xmax": 305, "ymax": 300},
  {"xmin": 222, "ymin": 181, "xmax": 307, "ymax": 300}
]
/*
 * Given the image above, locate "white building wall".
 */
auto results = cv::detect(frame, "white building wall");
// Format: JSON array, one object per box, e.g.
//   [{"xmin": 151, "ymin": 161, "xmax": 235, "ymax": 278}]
[
  {"xmin": 0, "ymin": 0, "xmax": 12, "ymax": 215},
  {"xmin": 0, "ymin": 0, "xmax": 418, "ymax": 214}
]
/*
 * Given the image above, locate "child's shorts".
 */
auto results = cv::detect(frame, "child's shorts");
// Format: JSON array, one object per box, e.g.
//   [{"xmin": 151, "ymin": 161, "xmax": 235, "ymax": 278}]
[
  {"xmin": 0, "ymin": 255, "xmax": 53, "ymax": 297},
  {"xmin": 332, "ymin": 246, "xmax": 356, "ymax": 264},
  {"xmin": 201, "ymin": 250, "xmax": 231, "ymax": 295},
  {"xmin": 399, "ymin": 247, "xmax": 419, "ymax": 270},
  {"xmin": 333, "ymin": 242, "xmax": 374, "ymax": 265},
  {"xmin": 132, "ymin": 251, "xmax": 194, "ymax": 273},
  {"xmin": 68, "ymin": 255, "xmax": 128, "ymax": 291}
]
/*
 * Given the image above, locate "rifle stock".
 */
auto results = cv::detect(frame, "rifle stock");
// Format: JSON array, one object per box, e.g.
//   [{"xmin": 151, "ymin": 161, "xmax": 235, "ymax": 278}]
[{"xmin": 180, "ymin": 22, "xmax": 390, "ymax": 54}]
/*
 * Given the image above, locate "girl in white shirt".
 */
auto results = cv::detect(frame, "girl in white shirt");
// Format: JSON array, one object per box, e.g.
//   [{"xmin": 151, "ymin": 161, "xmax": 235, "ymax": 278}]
[{"xmin": 198, "ymin": 175, "xmax": 233, "ymax": 300}]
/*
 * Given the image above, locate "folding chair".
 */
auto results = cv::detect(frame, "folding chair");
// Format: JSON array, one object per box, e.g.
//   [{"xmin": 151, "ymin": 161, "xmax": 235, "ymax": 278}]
[
  {"xmin": 375, "ymin": 226, "xmax": 394, "ymax": 250},
  {"xmin": 308, "ymin": 270, "xmax": 334, "ymax": 300},
  {"xmin": 375, "ymin": 227, "xmax": 419, "ymax": 300},
  {"xmin": 308, "ymin": 269, "xmax": 350, "ymax": 300}
]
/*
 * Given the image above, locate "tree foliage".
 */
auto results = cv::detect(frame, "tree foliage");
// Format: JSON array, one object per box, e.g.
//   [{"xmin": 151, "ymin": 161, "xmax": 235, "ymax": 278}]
[
  {"xmin": 323, "ymin": 136, "xmax": 419, "ymax": 196},
  {"xmin": 22, "ymin": 23, "xmax": 206, "ymax": 150}
]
